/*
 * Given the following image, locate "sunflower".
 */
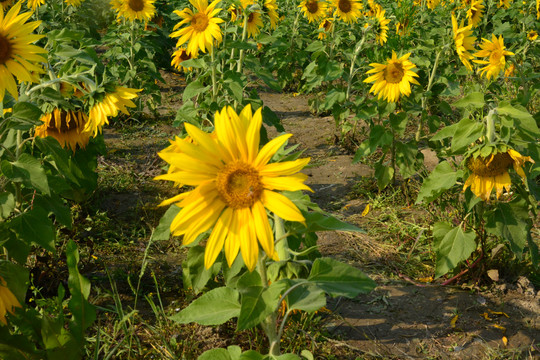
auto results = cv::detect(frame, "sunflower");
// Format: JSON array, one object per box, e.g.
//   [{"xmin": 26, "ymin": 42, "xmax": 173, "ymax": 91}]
[
  {"xmin": 473, "ymin": 34, "xmax": 514, "ymax": 80},
  {"xmin": 65, "ymin": 0, "xmax": 85, "ymax": 7},
  {"xmin": 34, "ymin": 108, "xmax": 91, "ymax": 151},
  {"xmin": 452, "ymin": 14, "xmax": 475, "ymax": 72},
  {"xmin": 85, "ymin": 86, "xmax": 140, "ymax": 136},
  {"xmin": 170, "ymin": 0, "xmax": 224, "ymax": 57},
  {"xmin": 427, "ymin": 0, "xmax": 440, "ymax": 9},
  {"xmin": 333, "ymin": 0, "xmax": 362, "ymax": 23},
  {"xmin": 111, "ymin": 0, "xmax": 156, "ymax": 22},
  {"xmin": 144, "ymin": 14, "xmax": 163, "ymax": 31},
  {"xmin": 298, "ymin": 0, "xmax": 328, "ymax": 23},
  {"xmin": 246, "ymin": 11, "xmax": 263, "ymax": 38},
  {"xmin": 395, "ymin": 18, "xmax": 410, "ymax": 37},
  {"xmin": 364, "ymin": 51, "xmax": 420, "ymax": 103},
  {"xmin": 0, "ymin": 2, "xmax": 45, "ymax": 101},
  {"xmin": 264, "ymin": 0, "xmax": 279, "ymax": 29},
  {"xmin": 155, "ymin": 105, "xmax": 311, "ymax": 271},
  {"xmin": 374, "ymin": 7, "xmax": 390, "ymax": 45},
  {"xmin": 318, "ymin": 17, "xmax": 333, "ymax": 39},
  {"xmin": 466, "ymin": 0, "xmax": 484, "ymax": 27},
  {"xmin": 497, "ymin": 0, "xmax": 511, "ymax": 8},
  {"xmin": 463, "ymin": 149, "xmax": 534, "ymax": 201},
  {"xmin": 171, "ymin": 47, "xmax": 196, "ymax": 72},
  {"xmin": 0, "ymin": 276, "xmax": 21, "ymax": 325},
  {"xmin": 26, "ymin": 0, "xmax": 44, "ymax": 10},
  {"xmin": 527, "ymin": 30, "xmax": 538, "ymax": 41},
  {"xmin": 0, "ymin": 0, "xmax": 13, "ymax": 11}
]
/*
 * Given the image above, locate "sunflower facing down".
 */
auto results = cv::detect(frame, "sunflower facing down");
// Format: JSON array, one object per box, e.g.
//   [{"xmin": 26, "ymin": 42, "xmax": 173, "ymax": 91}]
[
  {"xmin": 452, "ymin": 14, "xmax": 475, "ymax": 72},
  {"xmin": 246, "ymin": 11, "xmax": 263, "ymax": 38},
  {"xmin": 35, "ymin": 108, "xmax": 91, "ymax": 151},
  {"xmin": 170, "ymin": 0, "xmax": 224, "ymax": 57},
  {"xmin": 318, "ymin": 17, "xmax": 333, "ymax": 39},
  {"xmin": 374, "ymin": 7, "xmax": 390, "ymax": 45},
  {"xmin": 155, "ymin": 105, "xmax": 311, "ymax": 271},
  {"xmin": 463, "ymin": 148, "xmax": 534, "ymax": 201},
  {"xmin": 0, "ymin": 2, "xmax": 46, "ymax": 101},
  {"xmin": 26, "ymin": 0, "xmax": 44, "ymax": 10},
  {"xmin": 299, "ymin": 0, "xmax": 328, "ymax": 23},
  {"xmin": 171, "ymin": 47, "xmax": 196, "ymax": 72},
  {"xmin": 85, "ymin": 86, "xmax": 140, "ymax": 136},
  {"xmin": 0, "ymin": 276, "xmax": 21, "ymax": 325},
  {"xmin": 334, "ymin": 0, "xmax": 362, "ymax": 23},
  {"xmin": 473, "ymin": 34, "xmax": 514, "ymax": 80},
  {"xmin": 111, "ymin": 0, "xmax": 156, "ymax": 22},
  {"xmin": 466, "ymin": 0, "xmax": 484, "ymax": 27},
  {"xmin": 264, "ymin": 0, "xmax": 279, "ymax": 29},
  {"xmin": 364, "ymin": 51, "xmax": 420, "ymax": 103}
]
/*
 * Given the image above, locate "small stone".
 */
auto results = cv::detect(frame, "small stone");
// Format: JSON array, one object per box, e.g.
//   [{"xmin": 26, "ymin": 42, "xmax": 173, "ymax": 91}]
[{"xmin": 487, "ymin": 269, "xmax": 499, "ymax": 282}]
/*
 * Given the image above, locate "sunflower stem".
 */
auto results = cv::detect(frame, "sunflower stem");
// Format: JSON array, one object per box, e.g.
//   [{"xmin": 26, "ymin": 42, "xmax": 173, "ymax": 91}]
[
  {"xmin": 417, "ymin": 49, "xmax": 441, "ymax": 142},
  {"xmin": 485, "ymin": 109, "xmax": 497, "ymax": 143},
  {"xmin": 256, "ymin": 256, "xmax": 281, "ymax": 356},
  {"xmin": 345, "ymin": 28, "xmax": 367, "ymax": 102},
  {"xmin": 236, "ymin": 13, "xmax": 249, "ymax": 74},
  {"xmin": 15, "ymin": 130, "xmax": 23, "ymax": 208},
  {"xmin": 210, "ymin": 46, "xmax": 217, "ymax": 102},
  {"xmin": 128, "ymin": 21, "xmax": 136, "ymax": 87},
  {"xmin": 274, "ymin": 214, "xmax": 290, "ymax": 261}
]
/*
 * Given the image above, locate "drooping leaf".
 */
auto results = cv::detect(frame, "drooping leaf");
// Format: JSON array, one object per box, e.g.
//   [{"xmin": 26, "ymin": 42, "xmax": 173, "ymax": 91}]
[
  {"xmin": 416, "ymin": 161, "xmax": 463, "ymax": 204},
  {"xmin": 450, "ymin": 117, "xmax": 484, "ymax": 154},
  {"xmin": 433, "ymin": 223, "xmax": 477, "ymax": 278},
  {"xmin": 452, "ymin": 92, "xmax": 484, "ymax": 109},
  {"xmin": 170, "ymin": 287, "xmax": 240, "ymax": 325},
  {"xmin": 11, "ymin": 207, "xmax": 55, "ymax": 252},
  {"xmin": 1, "ymin": 153, "xmax": 50, "ymax": 195}
]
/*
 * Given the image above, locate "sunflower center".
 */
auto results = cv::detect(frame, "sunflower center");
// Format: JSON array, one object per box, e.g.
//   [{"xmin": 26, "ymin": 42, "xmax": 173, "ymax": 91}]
[
  {"xmin": 216, "ymin": 161, "xmax": 263, "ymax": 209},
  {"xmin": 0, "ymin": 34, "xmax": 12, "ymax": 65},
  {"xmin": 191, "ymin": 13, "xmax": 209, "ymax": 32},
  {"xmin": 248, "ymin": 12, "xmax": 254, "ymax": 23},
  {"xmin": 467, "ymin": 152, "xmax": 513, "ymax": 177},
  {"xmin": 383, "ymin": 62, "xmax": 404, "ymax": 83},
  {"xmin": 338, "ymin": 0, "xmax": 352, "ymax": 13},
  {"xmin": 306, "ymin": 0, "xmax": 319, "ymax": 14},
  {"xmin": 489, "ymin": 49, "xmax": 504, "ymax": 65},
  {"xmin": 128, "ymin": 0, "xmax": 144, "ymax": 11},
  {"xmin": 179, "ymin": 51, "xmax": 191, "ymax": 61}
]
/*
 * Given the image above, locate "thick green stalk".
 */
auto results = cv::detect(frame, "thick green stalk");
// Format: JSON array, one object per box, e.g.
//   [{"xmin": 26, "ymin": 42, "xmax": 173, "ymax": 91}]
[
  {"xmin": 346, "ymin": 30, "xmax": 368, "ymax": 101},
  {"xmin": 273, "ymin": 214, "xmax": 289, "ymax": 261},
  {"xmin": 236, "ymin": 14, "xmax": 249, "ymax": 74},
  {"xmin": 485, "ymin": 109, "xmax": 497, "ymax": 143},
  {"xmin": 210, "ymin": 46, "xmax": 217, "ymax": 102},
  {"xmin": 256, "ymin": 256, "xmax": 280, "ymax": 356}
]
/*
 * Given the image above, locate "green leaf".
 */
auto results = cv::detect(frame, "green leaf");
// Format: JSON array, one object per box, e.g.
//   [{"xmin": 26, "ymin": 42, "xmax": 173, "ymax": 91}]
[
  {"xmin": 395, "ymin": 141, "xmax": 421, "ymax": 179},
  {"xmin": 1, "ymin": 153, "xmax": 50, "ymax": 195},
  {"xmin": 0, "ymin": 192, "xmax": 15, "ymax": 220},
  {"xmin": 300, "ymin": 350, "xmax": 314, "ymax": 360},
  {"xmin": 301, "ymin": 211, "xmax": 364, "ymax": 233},
  {"xmin": 433, "ymin": 223, "xmax": 477, "ymax": 278},
  {"xmin": 497, "ymin": 101, "xmax": 540, "ymax": 139},
  {"xmin": 239, "ymin": 350, "xmax": 265, "ymax": 360},
  {"xmin": 450, "ymin": 117, "xmax": 484, "ymax": 154},
  {"xmin": 286, "ymin": 283, "xmax": 326, "ymax": 313},
  {"xmin": 11, "ymin": 208, "xmax": 55, "ymax": 252},
  {"xmin": 35, "ymin": 136, "xmax": 80, "ymax": 186},
  {"xmin": 374, "ymin": 162, "xmax": 394, "ymax": 190},
  {"xmin": 305, "ymin": 41, "xmax": 324, "ymax": 52},
  {"xmin": 66, "ymin": 240, "xmax": 96, "ymax": 341},
  {"xmin": 198, "ymin": 348, "xmax": 231, "ymax": 360},
  {"xmin": 170, "ymin": 287, "xmax": 240, "ymax": 325},
  {"xmin": 389, "ymin": 112, "xmax": 408, "ymax": 136},
  {"xmin": 369, "ymin": 125, "xmax": 393, "ymax": 151},
  {"xmin": 150, "ymin": 205, "xmax": 180, "ymax": 241},
  {"xmin": 33, "ymin": 195, "xmax": 72, "ymax": 228},
  {"xmin": 0, "ymin": 260, "xmax": 29, "ymax": 303},
  {"xmin": 11, "ymin": 102, "xmax": 42, "ymax": 125},
  {"xmin": 182, "ymin": 245, "xmax": 221, "ymax": 294},
  {"xmin": 431, "ymin": 122, "xmax": 458, "ymax": 141},
  {"xmin": 238, "ymin": 281, "xmax": 285, "ymax": 330},
  {"xmin": 308, "ymin": 258, "xmax": 376, "ymax": 298},
  {"xmin": 183, "ymin": 79, "xmax": 211, "ymax": 102},
  {"xmin": 486, "ymin": 197, "xmax": 531, "ymax": 257},
  {"xmin": 273, "ymin": 354, "xmax": 301, "ymax": 360},
  {"xmin": 452, "ymin": 92, "xmax": 484, "ymax": 109},
  {"xmin": 416, "ymin": 161, "xmax": 463, "ymax": 204}
]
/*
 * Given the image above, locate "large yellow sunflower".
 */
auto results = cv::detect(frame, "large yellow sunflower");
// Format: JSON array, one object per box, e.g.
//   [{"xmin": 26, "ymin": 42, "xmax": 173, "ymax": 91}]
[
  {"xmin": 111, "ymin": 0, "xmax": 156, "ymax": 22},
  {"xmin": 246, "ymin": 11, "xmax": 263, "ymax": 38},
  {"xmin": 463, "ymin": 149, "xmax": 534, "ymax": 201},
  {"xmin": 0, "ymin": 2, "xmax": 45, "ymax": 101},
  {"xmin": 0, "ymin": 276, "xmax": 21, "ymax": 325},
  {"xmin": 35, "ymin": 108, "xmax": 91, "ymax": 151},
  {"xmin": 155, "ymin": 105, "xmax": 311, "ymax": 271},
  {"xmin": 170, "ymin": 0, "xmax": 224, "ymax": 57},
  {"xmin": 264, "ymin": 0, "xmax": 279, "ymax": 29},
  {"xmin": 374, "ymin": 7, "xmax": 390, "ymax": 45},
  {"xmin": 298, "ymin": 0, "xmax": 328, "ymax": 23},
  {"xmin": 364, "ymin": 51, "xmax": 420, "ymax": 103},
  {"xmin": 333, "ymin": 0, "xmax": 362, "ymax": 23},
  {"xmin": 171, "ymin": 47, "xmax": 196, "ymax": 72},
  {"xmin": 467, "ymin": 0, "xmax": 484, "ymax": 27},
  {"xmin": 427, "ymin": 0, "xmax": 440, "ymax": 9},
  {"xmin": 85, "ymin": 86, "xmax": 140, "ymax": 136},
  {"xmin": 527, "ymin": 30, "xmax": 538, "ymax": 41},
  {"xmin": 1, "ymin": 0, "xmax": 14, "ymax": 11},
  {"xmin": 452, "ymin": 14, "xmax": 475, "ymax": 72},
  {"xmin": 473, "ymin": 34, "xmax": 514, "ymax": 80}
]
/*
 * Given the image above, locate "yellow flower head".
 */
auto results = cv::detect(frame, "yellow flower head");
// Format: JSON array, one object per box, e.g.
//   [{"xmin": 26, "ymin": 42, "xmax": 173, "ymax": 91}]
[
  {"xmin": 497, "ymin": 0, "xmax": 511, "ymax": 8},
  {"xmin": 527, "ymin": 30, "xmax": 538, "ymax": 41},
  {"xmin": 473, "ymin": 34, "xmax": 514, "ymax": 80},
  {"xmin": 299, "ymin": 0, "xmax": 328, "ymax": 23},
  {"xmin": 27, "ymin": 0, "xmax": 44, "ymax": 10},
  {"xmin": 317, "ymin": 17, "xmax": 333, "ymax": 39},
  {"xmin": 452, "ymin": 14, "xmax": 475, "ymax": 72},
  {"xmin": 155, "ymin": 104, "xmax": 311, "ymax": 271},
  {"xmin": 374, "ymin": 7, "xmax": 390, "ymax": 45},
  {"xmin": 427, "ymin": 0, "xmax": 440, "ymax": 9},
  {"xmin": 0, "ymin": 276, "xmax": 21, "ymax": 325},
  {"xmin": 246, "ymin": 10, "xmax": 263, "ymax": 38},
  {"xmin": 264, "ymin": 0, "xmax": 279, "ymax": 29},
  {"xmin": 171, "ymin": 47, "xmax": 196, "ymax": 72},
  {"xmin": 504, "ymin": 62, "xmax": 515, "ymax": 78},
  {"xmin": 395, "ymin": 18, "xmax": 410, "ymax": 37},
  {"xmin": 111, "ymin": 0, "xmax": 156, "ymax": 22},
  {"xmin": 467, "ymin": 0, "xmax": 484, "ymax": 27},
  {"xmin": 463, "ymin": 149, "xmax": 534, "ymax": 201},
  {"xmin": 85, "ymin": 86, "xmax": 140, "ymax": 136},
  {"xmin": 333, "ymin": 0, "xmax": 363, "ymax": 24},
  {"xmin": 363, "ymin": 51, "xmax": 420, "ymax": 103},
  {"xmin": 170, "ymin": 0, "xmax": 224, "ymax": 57},
  {"xmin": 35, "ymin": 108, "xmax": 91, "ymax": 151},
  {"xmin": 65, "ymin": 0, "xmax": 85, "ymax": 7},
  {"xmin": 0, "ymin": 2, "xmax": 46, "ymax": 101}
]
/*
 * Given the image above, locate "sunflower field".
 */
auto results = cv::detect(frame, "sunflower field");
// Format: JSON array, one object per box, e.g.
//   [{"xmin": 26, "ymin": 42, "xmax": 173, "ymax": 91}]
[{"xmin": 0, "ymin": 0, "xmax": 539, "ymax": 358}]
